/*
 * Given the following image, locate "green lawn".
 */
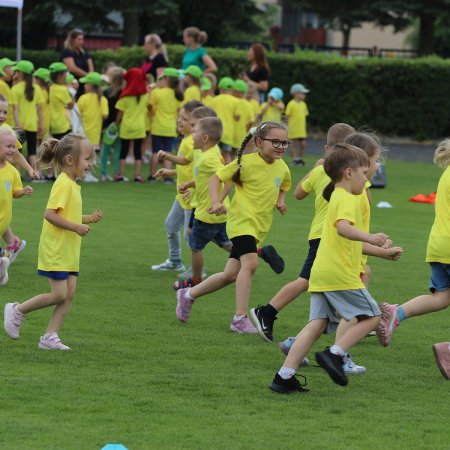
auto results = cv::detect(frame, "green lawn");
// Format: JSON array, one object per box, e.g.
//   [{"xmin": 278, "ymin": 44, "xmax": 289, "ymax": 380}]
[{"xmin": 1, "ymin": 157, "xmax": 449, "ymax": 450}]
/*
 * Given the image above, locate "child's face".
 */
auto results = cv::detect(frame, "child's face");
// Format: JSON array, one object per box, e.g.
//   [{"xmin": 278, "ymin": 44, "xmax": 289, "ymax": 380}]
[
  {"xmin": 3, "ymin": 66, "xmax": 13, "ymax": 81},
  {"xmin": 0, "ymin": 100, "xmax": 8, "ymax": 125},
  {"xmin": 0, "ymin": 133, "xmax": 16, "ymax": 163},
  {"xmin": 191, "ymin": 124, "xmax": 206, "ymax": 149},
  {"xmin": 349, "ymin": 165, "xmax": 368, "ymax": 195},
  {"xmin": 84, "ymin": 82, "xmax": 94, "ymax": 92},
  {"xmin": 256, "ymin": 128, "xmax": 288, "ymax": 163},
  {"xmin": 294, "ymin": 92, "xmax": 305, "ymax": 101},
  {"xmin": 177, "ymin": 109, "xmax": 192, "ymax": 135},
  {"xmin": 366, "ymin": 149, "xmax": 381, "ymax": 181},
  {"xmin": 75, "ymin": 142, "xmax": 94, "ymax": 179},
  {"xmin": 12, "ymin": 71, "xmax": 23, "ymax": 83},
  {"xmin": 268, "ymin": 96, "xmax": 277, "ymax": 105}
]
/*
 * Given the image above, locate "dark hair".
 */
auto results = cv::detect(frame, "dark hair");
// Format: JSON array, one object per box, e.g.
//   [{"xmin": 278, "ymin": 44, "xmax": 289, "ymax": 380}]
[
  {"xmin": 326, "ymin": 123, "xmax": 356, "ymax": 147},
  {"xmin": 24, "ymin": 73, "xmax": 34, "ymax": 102},
  {"xmin": 35, "ymin": 133, "xmax": 91, "ymax": 174},
  {"xmin": 196, "ymin": 117, "xmax": 222, "ymax": 144},
  {"xmin": 232, "ymin": 121, "xmax": 286, "ymax": 186},
  {"xmin": 183, "ymin": 100, "xmax": 203, "ymax": 113},
  {"xmin": 166, "ymin": 76, "xmax": 184, "ymax": 102},
  {"xmin": 322, "ymin": 143, "xmax": 369, "ymax": 201},
  {"xmin": 250, "ymin": 43, "xmax": 270, "ymax": 74},
  {"xmin": 50, "ymin": 71, "xmax": 66, "ymax": 84},
  {"xmin": 185, "ymin": 73, "xmax": 201, "ymax": 87},
  {"xmin": 191, "ymin": 106, "xmax": 217, "ymax": 120}
]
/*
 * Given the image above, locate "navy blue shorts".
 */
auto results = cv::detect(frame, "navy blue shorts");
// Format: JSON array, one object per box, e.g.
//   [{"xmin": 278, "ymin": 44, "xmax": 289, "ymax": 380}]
[
  {"xmin": 38, "ymin": 270, "xmax": 79, "ymax": 280},
  {"xmin": 189, "ymin": 219, "xmax": 231, "ymax": 251},
  {"xmin": 151, "ymin": 135, "xmax": 177, "ymax": 154},
  {"xmin": 229, "ymin": 235, "xmax": 258, "ymax": 260},
  {"xmin": 299, "ymin": 238, "xmax": 320, "ymax": 280}
]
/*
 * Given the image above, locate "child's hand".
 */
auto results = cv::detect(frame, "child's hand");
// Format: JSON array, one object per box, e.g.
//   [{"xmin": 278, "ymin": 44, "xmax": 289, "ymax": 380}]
[
  {"xmin": 157, "ymin": 150, "xmax": 167, "ymax": 161},
  {"xmin": 90, "ymin": 209, "xmax": 103, "ymax": 223},
  {"xmin": 182, "ymin": 190, "xmax": 191, "ymax": 201},
  {"xmin": 178, "ymin": 183, "xmax": 189, "ymax": 194},
  {"xmin": 154, "ymin": 168, "xmax": 169, "ymax": 178},
  {"xmin": 384, "ymin": 246, "xmax": 403, "ymax": 261},
  {"xmin": 276, "ymin": 202, "xmax": 288, "ymax": 215},
  {"xmin": 369, "ymin": 233, "xmax": 389, "ymax": 247},
  {"xmin": 28, "ymin": 168, "xmax": 39, "ymax": 179},
  {"xmin": 76, "ymin": 224, "xmax": 90, "ymax": 236},
  {"xmin": 207, "ymin": 202, "xmax": 227, "ymax": 216},
  {"xmin": 382, "ymin": 238, "xmax": 393, "ymax": 249},
  {"xmin": 314, "ymin": 158, "xmax": 324, "ymax": 167},
  {"xmin": 24, "ymin": 186, "xmax": 33, "ymax": 196}
]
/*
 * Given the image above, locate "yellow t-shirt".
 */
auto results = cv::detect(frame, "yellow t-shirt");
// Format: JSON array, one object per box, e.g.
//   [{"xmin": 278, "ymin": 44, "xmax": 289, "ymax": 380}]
[
  {"xmin": 149, "ymin": 87, "xmax": 179, "ymax": 137},
  {"xmin": 10, "ymin": 81, "xmax": 44, "ymax": 132},
  {"xmin": 193, "ymin": 145, "xmax": 229, "ymax": 224},
  {"xmin": 216, "ymin": 152, "xmax": 291, "ymax": 243},
  {"xmin": 260, "ymin": 102, "xmax": 284, "ymax": 123},
  {"xmin": 210, "ymin": 94, "xmax": 238, "ymax": 146},
  {"xmin": 202, "ymin": 94, "xmax": 214, "ymax": 108},
  {"xmin": 77, "ymin": 93, "xmax": 109, "ymax": 145},
  {"xmin": 301, "ymin": 165, "xmax": 331, "ymax": 240},
  {"xmin": 0, "ymin": 79, "xmax": 14, "ymax": 126},
  {"xmin": 38, "ymin": 88, "xmax": 50, "ymax": 138},
  {"xmin": 285, "ymin": 99, "xmax": 308, "ymax": 139},
  {"xmin": 0, "ymin": 162, "xmax": 22, "ymax": 235},
  {"xmin": 49, "ymin": 84, "xmax": 72, "ymax": 135},
  {"xmin": 189, "ymin": 149, "xmax": 201, "ymax": 209},
  {"xmin": 176, "ymin": 134, "xmax": 195, "ymax": 210},
  {"xmin": 183, "ymin": 85, "xmax": 201, "ymax": 104},
  {"xmin": 145, "ymin": 92, "xmax": 152, "ymax": 132},
  {"xmin": 426, "ymin": 166, "xmax": 450, "ymax": 263},
  {"xmin": 359, "ymin": 181, "xmax": 372, "ymax": 273},
  {"xmin": 309, "ymin": 187, "xmax": 365, "ymax": 292},
  {"xmin": 233, "ymin": 98, "xmax": 253, "ymax": 149},
  {"xmin": 248, "ymin": 98, "xmax": 260, "ymax": 123},
  {"xmin": 38, "ymin": 172, "xmax": 82, "ymax": 272},
  {"xmin": 116, "ymin": 95, "xmax": 147, "ymax": 140}
]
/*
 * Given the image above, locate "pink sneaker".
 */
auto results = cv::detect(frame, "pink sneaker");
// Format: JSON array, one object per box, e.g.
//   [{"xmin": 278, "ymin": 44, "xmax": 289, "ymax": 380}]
[
  {"xmin": 0, "ymin": 256, "xmax": 10, "ymax": 286},
  {"xmin": 230, "ymin": 315, "xmax": 258, "ymax": 334},
  {"xmin": 38, "ymin": 333, "xmax": 71, "ymax": 350},
  {"xmin": 432, "ymin": 342, "xmax": 450, "ymax": 380},
  {"xmin": 6, "ymin": 236, "xmax": 26, "ymax": 264},
  {"xmin": 4, "ymin": 302, "xmax": 25, "ymax": 339},
  {"xmin": 377, "ymin": 303, "xmax": 400, "ymax": 347},
  {"xmin": 176, "ymin": 288, "xmax": 194, "ymax": 322}
]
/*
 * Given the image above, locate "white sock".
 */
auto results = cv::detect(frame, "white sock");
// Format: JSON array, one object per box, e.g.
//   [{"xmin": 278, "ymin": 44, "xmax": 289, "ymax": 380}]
[
  {"xmin": 186, "ymin": 288, "xmax": 194, "ymax": 300},
  {"xmin": 278, "ymin": 367, "xmax": 296, "ymax": 380},
  {"xmin": 330, "ymin": 345, "xmax": 346, "ymax": 356},
  {"xmin": 234, "ymin": 314, "xmax": 246, "ymax": 320}
]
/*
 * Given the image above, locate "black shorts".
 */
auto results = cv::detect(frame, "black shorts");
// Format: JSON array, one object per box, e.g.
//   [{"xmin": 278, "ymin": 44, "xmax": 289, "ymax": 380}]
[
  {"xmin": 299, "ymin": 238, "xmax": 320, "ymax": 280},
  {"xmin": 229, "ymin": 235, "xmax": 258, "ymax": 260}
]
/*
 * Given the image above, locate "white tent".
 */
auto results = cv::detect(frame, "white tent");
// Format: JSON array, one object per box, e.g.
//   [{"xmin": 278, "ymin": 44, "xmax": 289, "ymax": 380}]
[{"xmin": 0, "ymin": 0, "xmax": 24, "ymax": 60}]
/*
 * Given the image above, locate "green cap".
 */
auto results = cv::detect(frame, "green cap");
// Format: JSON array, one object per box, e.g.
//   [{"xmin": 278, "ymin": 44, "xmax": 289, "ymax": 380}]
[
  {"xmin": 12, "ymin": 60, "xmax": 34, "ymax": 75},
  {"xmin": 49, "ymin": 62, "xmax": 68, "ymax": 73},
  {"xmin": 0, "ymin": 58, "xmax": 16, "ymax": 69},
  {"xmin": 33, "ymin": 67, "xmax": 50, "ymax": 83},
  {"xmin": 66, "ymin": 73, "xmax": 75, "ymax": 84},
  {"xmin": 218, "ymin": 77, "xmax": 235, "ymax": 90},
  {"xmin": 0, "ymin": 67, "xmax": 5, "ymax": 77},
  {"xmin": 200, "ymin": 77, "xmax": 212, "ymax": 91},
  {"xmin": 185, "ymin": 65, "xmax": 203, "ymax": 79},
  {"xmin": 162, "ymin": 67, "xmax": 179, "ymax": 78},
  {"xmin": 79, "ymin": 71, "xmax": 102, "ymax": 86},
  {"xmin": 234, "ymin": 79, "xmax": 248, "ymax": 93}
]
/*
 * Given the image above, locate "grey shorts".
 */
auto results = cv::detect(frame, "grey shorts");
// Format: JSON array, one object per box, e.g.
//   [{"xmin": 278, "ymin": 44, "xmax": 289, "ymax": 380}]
[{"xmin": 309, "ymin": 289, "xmax": 381, "ymax": 334}]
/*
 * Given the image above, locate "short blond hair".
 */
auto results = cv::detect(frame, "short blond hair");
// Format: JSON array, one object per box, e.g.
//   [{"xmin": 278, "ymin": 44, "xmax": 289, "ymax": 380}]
[{"xmin": 433, "ymin": 139, "xmax": 450, "ymax": 169}]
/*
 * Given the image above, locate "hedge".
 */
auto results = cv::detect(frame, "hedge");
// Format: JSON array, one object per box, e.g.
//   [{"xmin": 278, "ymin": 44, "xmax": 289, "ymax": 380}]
[{"xmin": 1, "ymin": 45, "xmax": 449, "ymax": 139}]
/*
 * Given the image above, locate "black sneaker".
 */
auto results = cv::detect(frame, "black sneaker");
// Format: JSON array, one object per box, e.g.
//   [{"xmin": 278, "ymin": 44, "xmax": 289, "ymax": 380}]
[
  {"xmin": 269, "ymin": 373, "xmax": 308, "ymax": 394},
  {"xmin": 315, "ymin": 348, "xmax": 348, "ymax": 386},
  {"xmin": 260, "ymin": 245, "xmax": 285, "ymax": 274},
  {"xmin": 249, "ymin": 306, "xmax": 276, "ymax": 342}
]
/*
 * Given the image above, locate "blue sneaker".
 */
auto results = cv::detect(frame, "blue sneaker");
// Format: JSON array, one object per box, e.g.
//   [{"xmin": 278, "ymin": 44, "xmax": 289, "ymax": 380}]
[
  {"xmin": 278, "ymin": 337, "xmax": 309, "ymax": 366},
  {"xmin": 342, "ymin": 353, "xmax": 366, "ymax": 374}
]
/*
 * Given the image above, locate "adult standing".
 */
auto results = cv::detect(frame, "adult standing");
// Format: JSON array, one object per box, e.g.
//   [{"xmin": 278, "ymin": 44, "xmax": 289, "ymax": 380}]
[
  {"xmin": 141, "ymin": 34, "xmax": 168, "ymax": 81},
  {"xmin": 242, "ymin": 43, "xmax": 270, "ymax": 103},
  {"xmin": 181, "ymin": 27, "xmax": 217, "ymax": 74},
  {"xmin": 61, "ymin": 29, "xmax": 94, "ymax": 97}
]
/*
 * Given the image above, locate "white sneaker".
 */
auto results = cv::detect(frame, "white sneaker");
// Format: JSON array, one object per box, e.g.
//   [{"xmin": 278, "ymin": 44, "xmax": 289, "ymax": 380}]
[
  {"xmin": 177, "ymin": 267, "xmax": 208, "ymax": 279},
  {"xmin": 101, "ymin": 175, "xmax": 113, "ymax": 181},
  {"xmin": 84, "ymin": 171, "xmax": 99, "ymax": 183},
  {"xmin": 0, "ymin": 257, "xmax": 10, "ymax": 285},
  {"xmin": 38, "ymin": 332, "xmax": 71, "ymax": 350},
  {"xmin": 151, "ymin": 259, "xmax": 186, "ymax": 271},
  {"xmin": 343, "ymin": 354, "xmax": 366, "ymax": 374}
]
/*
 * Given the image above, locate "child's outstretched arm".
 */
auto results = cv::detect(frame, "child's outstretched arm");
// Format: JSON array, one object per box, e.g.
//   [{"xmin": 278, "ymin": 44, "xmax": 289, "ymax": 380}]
[
  {"xmin": 154, "ymin": 168, "xmax": 177, "ymax": 178},
  {"xmin": 336, "ymin": 219, "xmax": 388, "ymax": 246},
  {"xmin": 276, "ymin": 190, "xmax": 288, "ymax": 215},
  {"xmin": 208, "ymin": 174, "xmax": 227, "ymax": 215},
  {"xmin": 363, "ymin": 243, "xmax": 403, "ymax": 261},
  {"xmin": 294, "ymin": 169, "xmax": 314, "ymax": 199},
  {"xmin": 83, "ymin": 209, "xmax": 103, "ymax": 224},
  {"xmin": 158, "ymin": 150, "xmax": 190, "ymax": 166},
  {"xmin": 13, "ymin": 186, "xmax": 33, "ymax": 198},
  {"xmin": 44, "ymin": 208, "xmax": 90, "ymax": 236},
  {"xmin": 13, "ymin": 151, "xmax": 38, "ymax": 179}
]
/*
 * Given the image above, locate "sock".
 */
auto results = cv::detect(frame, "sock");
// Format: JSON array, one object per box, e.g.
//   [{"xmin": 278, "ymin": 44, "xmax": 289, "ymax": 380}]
[
  {"xmin": 278, "ymin": 367, "xmax": 296, "ymax": 380},
  {"xmin": 397, "ymin": 305, "xmax": 407, "ymax": 321},
  {"xmin": 186, "ymin": 288, "xmax": 194, "ymax": 301},
  {"xmin": 257, "ymin": 247, "xmax": 263, "ymax": 256},
  {"xmin": 234, "ymin": 314, "xmax": 246, "ymax": 320},
  {"xmin": 263, "ymin": 304, "xmax": 278, "ymax": 318},
  {"xmin": 191, "ymin": 276, "xmax": 202, "ymax": 285},
  {"xmin": 170, "ymin": 258, "xmax": 182, "ymax": 264},
  {"xmin": 330, "ymin": 345, "xmax": 345, "ymax": 356}
]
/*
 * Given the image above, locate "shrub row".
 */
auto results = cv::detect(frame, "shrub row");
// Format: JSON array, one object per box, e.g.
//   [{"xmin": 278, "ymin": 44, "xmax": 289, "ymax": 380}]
[{"xmin": 1, "ymin": 45, "xmax": 449, "ymax": 139}]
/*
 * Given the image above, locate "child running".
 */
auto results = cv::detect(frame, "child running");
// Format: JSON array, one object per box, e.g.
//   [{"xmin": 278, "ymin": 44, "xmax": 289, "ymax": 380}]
[
  {"xmin": 269, "ymin": 143, "xmax": 402, "ymax": 393},
  {"xmin": 3, "ymin": 133, "xmax": 102, "ymax": 349},
  {"xmin": 377, "ymin": 138, "xmax": 450, "ymax": 379},
  {"xmin": 176, "ymin": 121, "xmax": 291, "ymax": 333}
]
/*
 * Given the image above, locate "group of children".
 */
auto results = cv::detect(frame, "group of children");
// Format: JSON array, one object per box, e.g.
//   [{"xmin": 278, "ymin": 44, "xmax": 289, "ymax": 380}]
[{"xmin": 1, "ymin": 55, "xmax": 450, "ymax": 391}]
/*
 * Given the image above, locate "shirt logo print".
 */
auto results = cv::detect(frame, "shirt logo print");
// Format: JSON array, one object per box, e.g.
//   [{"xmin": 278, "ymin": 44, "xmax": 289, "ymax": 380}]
[
  {"xmin": 4, "ymin": 180, "xmax": 11, "ymax": 192},
  {"xmin": 275, "ymin": 177, "xmax": 281, "ymax": 189}
]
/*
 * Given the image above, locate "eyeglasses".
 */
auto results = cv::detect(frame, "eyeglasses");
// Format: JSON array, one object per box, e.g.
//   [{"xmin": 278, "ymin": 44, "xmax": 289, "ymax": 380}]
[{"xmin": 261, "ymin": 138, "xmax": 291, "ymax": 149}]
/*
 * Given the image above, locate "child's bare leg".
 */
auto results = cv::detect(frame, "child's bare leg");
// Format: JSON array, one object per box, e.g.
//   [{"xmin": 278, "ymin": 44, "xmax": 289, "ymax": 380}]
[
  {"xmin": 18, "ymin": 279, "xmax": 68, "ymax": 314},
  {"xmin": 298, "ymin": 139, "xmax": 306, "ymax": 158},
  {"xmin": 150, "ymin": 153, "xmax": 159, "ymax": 176},
  {"xmin": 270, "ymin": 277, "xmax": 309, "ymax": 311},
  {"xmin": 235, "ymin": 252, "xmax": 258, "ymax": 316},
  {"xmin": 402, "ymin": 290, "xmax": 450, "ymax": 318},
  {"xmin": 2, "ymin": 227, "xmax": 15, "ymax": 246},
  {"xmin": 46, "ymin": 275, "xmax": 77, "ymax": 334},
  {"xmin": 336, "ymin": 316, "xmax": 380, "ymax": 352},
  {"xmin": 191, "ymin": 250, "xmax": 204, "ymax": 278}
]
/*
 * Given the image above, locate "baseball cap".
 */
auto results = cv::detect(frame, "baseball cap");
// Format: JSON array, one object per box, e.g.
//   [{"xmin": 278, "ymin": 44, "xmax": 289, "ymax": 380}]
[
  {"xmin": 33, "ymin": 68, "xmax": 50, "ymax": 83},
  {"xmin": 233, "ymin": 79, "xmax": 248, "ymax": 93},
  {"xmin": 200, "ymin": 77, "xmax": 212, "ymax": 91},
  {"xmin": 218, "ymin": 77, "xmax": 235, "ymax": 90},
  {"xmin": 162, "ymin": 67, "xmax": 179, "ymax": 78},
  {"xmin": 49, "ymin": 62, "xmax": 68, "ymax": 73},
  {"xmin": 268, "ymin": 87, "xmax": 284, "ymax": 101},
  {"xmin": 79, "ymin": 71, "xmax": 102, "ymax": 86},
  {"xmin": 65, "ymin": 73, "xmax": 75, "ymax": 84},
  {"xmin": 185, "ymin": 65, "xmax": 203, "ymax": 79},
  {"xmin": 290, "ymin": 83, "xmax": 309, "ymax": 95},
  {"xmin": 12, "ymin": 60, "xmax": 34, "ymax": 75},
  {"xmin": 0, "ymin": 58, "xmax": 16, "ymax": 69}
]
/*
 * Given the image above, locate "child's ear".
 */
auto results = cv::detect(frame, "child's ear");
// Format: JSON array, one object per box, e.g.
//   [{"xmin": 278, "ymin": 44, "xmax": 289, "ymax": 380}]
[{"xmin": 65, "ymin": 154, "xmax": 74, "ymax": 166}]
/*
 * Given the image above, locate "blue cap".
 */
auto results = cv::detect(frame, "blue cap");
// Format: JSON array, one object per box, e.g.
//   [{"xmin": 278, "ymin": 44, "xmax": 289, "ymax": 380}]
[{"xmin": 268, "ymin": 87, "xmax": 283, "ymax": 101}]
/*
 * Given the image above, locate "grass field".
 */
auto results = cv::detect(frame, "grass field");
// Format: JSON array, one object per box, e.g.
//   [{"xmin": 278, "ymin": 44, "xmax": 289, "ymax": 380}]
[{"xmin": 1, "ymin": 156, "xmax": 449, "ymax": 450}]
